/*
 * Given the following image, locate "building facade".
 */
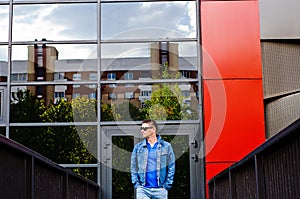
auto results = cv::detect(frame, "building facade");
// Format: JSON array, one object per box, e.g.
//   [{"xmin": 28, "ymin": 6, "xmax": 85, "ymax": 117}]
[{"xmin": 1, "ymin": 0, "xmax": 299, "ymax": 198}]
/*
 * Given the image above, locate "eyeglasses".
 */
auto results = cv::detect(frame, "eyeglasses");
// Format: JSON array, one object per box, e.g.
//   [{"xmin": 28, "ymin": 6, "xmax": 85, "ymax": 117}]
[{"xmin": 140, "ymin": 127, "xmax": 153, "ymax": 131}]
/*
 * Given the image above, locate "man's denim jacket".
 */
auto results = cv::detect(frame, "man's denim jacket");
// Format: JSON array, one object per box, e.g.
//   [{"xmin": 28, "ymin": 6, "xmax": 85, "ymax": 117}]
[{"xmin": 130, "ymin": 135, "xmax": 175, "ymax": 190}]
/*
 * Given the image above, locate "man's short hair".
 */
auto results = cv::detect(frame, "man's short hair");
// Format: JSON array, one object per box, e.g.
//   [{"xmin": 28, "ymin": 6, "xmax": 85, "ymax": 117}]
[{"xmin": 142, "ymin": 119, "xmax": 158, "ymax": 131}]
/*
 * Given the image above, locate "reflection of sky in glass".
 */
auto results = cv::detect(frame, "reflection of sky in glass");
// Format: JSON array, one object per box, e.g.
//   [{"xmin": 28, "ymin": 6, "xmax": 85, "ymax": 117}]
[
  {"xmin": 0, "ymin": 46, "xmax": 8, "ymax": 61},
  {"xmin": 101, "ymin": 2, "xmax": 196, "ymax": 40},
  {"xmin": 11, "ymin": 44, "xmax": 97, "ymax": 61},
  {"xmin": 101, "ymin": 43, "xmax": 150, "ymax": 58},
  {"xmin": 101, "ymin": 42, "xmax": 197, "ymax": 59},
  {"xmin": 0, "ymin": 5, "xmax": 9, "ymax": 42},
  {"xmin": 1, "ymin": 1, "xmax": 196, "ymax": 60},
  {"xmin": 12, "ymin": 4, "xmax": 97, "ymax": 41}
]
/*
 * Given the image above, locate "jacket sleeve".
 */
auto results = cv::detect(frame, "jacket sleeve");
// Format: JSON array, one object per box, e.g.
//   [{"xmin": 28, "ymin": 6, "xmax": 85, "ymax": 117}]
[
  {"xmin": 130, "ymin": 145, "xmax": 141, "ymax": 188},
  {"xmin": 163, "ymin": 144, "xmax": 176, "ymax": 190}
]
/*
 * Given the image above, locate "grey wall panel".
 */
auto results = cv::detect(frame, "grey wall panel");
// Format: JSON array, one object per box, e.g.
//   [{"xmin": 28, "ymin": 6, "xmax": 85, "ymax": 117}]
[
  {"xmin": 265, "ymin": 92, "xmax": 300, "ymax": 137},
  {"xmin": 261, "ymin": 42, "xmax": 300, "ymax": 99},
  {"xmin": 259, "ymin": 0, "xmax": 300, "ymax": 39}
]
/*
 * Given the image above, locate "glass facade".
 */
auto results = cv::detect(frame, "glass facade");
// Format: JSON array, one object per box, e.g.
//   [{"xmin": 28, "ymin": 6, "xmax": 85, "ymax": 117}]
[{"xmin": 1, "ymin": 0, "xmax": 202, "ymax": 197}]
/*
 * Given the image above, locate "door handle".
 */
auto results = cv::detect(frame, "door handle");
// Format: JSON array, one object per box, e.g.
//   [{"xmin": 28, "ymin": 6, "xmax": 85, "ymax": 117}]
[
  {"xmin": 191, "ymin": 154, "xmax": 198, "ymax": 162},
  {"xmin": 191, "ymin": 140, "xmax": 198, "ymax": 148}
]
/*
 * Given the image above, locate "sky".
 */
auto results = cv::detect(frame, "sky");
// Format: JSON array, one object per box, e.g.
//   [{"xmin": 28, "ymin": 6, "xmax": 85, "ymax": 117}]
[{"xmin": 0, "ymin": 1, "xmax": 197, "ymax": 61}]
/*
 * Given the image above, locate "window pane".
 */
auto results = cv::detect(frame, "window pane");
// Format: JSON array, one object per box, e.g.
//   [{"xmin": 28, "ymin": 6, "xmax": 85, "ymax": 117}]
[
  {"xmin": 73, "ymin": 74, "xmax": 82, "ymax": 81},
  {"xmin": 13, "ymin": 4, "xmax": 97, "ymax": 41},
  {"xmin": 161, "ymin": 135, "xmax": 190, "ymax": 198},
  {"xmin": 11, "ymin": 44, "xmax": 97, "ymax": 82},
  {"xmin": 10, "ymin": 85, "xmax": 97, "ymax": 122},
  {"xmin": 101, "ymin": 82, "xmax": 199, "ymax": 121},
  {"xmin": 108, "ymin": 73, "xmax": 116, "ymax": 80},
  {"xmin": 101, "ymin": 42, "xmax": 198, "ymax": 80},
  {"xmin": 0, "ymin": 127, "xmax": 4, "ymax": 136},
  {"xmin": 0, "ymin": 90, "xmax": 2, "ymax": 122},
  {"xmin": 0, "ymin": 6, "xmax": 9, "ymax": 42},
  {"xmin": 0, "ymin": 45, "xmax": 8, "ymax": 61},
  {"xmin": 90, "ymin": 73, "xmax": 97, "ymax": 80},
  {"xmin": 0, "ymin": 51, "xmax": 8, "ymax": 83},
  {"xmin": 54, "ymin": 72, "xmax": 65, "ymax": 80},
  {"xmin": 101, "ymin": 1, "xmax": 196, "ymax": 40},
  {"xmin": 124, "ymin": 72, "xmax": 133, "ymax": 80},
  {"xmin": 112, "ymin": 136, "xmax": 134, "ymax": 198},
  {"xmin": 12, "ymin": 43, "xmax": 96, "ymax": 60},
  {"xmin": 10, "ymin": 125, "xmax": 97, "ymax": 164}
]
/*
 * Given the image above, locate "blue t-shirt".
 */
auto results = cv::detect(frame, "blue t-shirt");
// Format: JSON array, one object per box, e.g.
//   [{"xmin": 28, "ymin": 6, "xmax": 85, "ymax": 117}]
[{"xmin": 145, "ymin": 142, "xmax": 159, "ymax": 188}]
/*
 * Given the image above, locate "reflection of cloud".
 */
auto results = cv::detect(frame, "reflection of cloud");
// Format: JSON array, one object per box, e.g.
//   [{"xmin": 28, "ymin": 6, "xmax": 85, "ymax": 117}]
[
  {"xmin": 11, "ymin": 44, "xmax": 96, "ymax": 61},
  {"xmin": 102, "ymin": 2, "xmax": 196, "ymax": 39},
  {"xmin": 0, "ymin": 6, "xmax": 9, "ymax": 42},
  {"xmin": 187, "ymin": 2, "xmax": 196, "ymax": 38},
  {"xmin": 50, "ymin": 4, "xmax": 97, "ymax": 39},
  {"xmin": 0, "ymin": 46, "xmax": 8, "ymax": 61},
  {"xmin": 55, "ymin": 45, "xmax": 97, "ymax": 60},
  {"xmin": 8, "ymin": 2, "xmax": 196, "ymax": 60},
  {"xmin": 101, "ymin": 30, "xmax": 197, "ymax": 59},
  {"xmin": 13, "ymin": 4, "xmax": 96, "ymax": 41},
  {"xmin": 13, "ymin": 5, "xmax": 64, "ymax": 41}
]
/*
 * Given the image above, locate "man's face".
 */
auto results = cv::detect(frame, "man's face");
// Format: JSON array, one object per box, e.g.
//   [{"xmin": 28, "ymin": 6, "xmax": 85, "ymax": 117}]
[{"xmin": 140, "ymin": 123, "xmax": 155, "ymax": 139}]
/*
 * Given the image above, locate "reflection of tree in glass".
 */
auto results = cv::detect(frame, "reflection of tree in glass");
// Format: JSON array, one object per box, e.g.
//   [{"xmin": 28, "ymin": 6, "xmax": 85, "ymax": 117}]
[
  {"xmin": 143, "ymin": 62, "xmax": 198, "ymax": 121},
  {"xmin": 9, "ymin": 89, "xmax": 195, "ymax": 190},
  {"xmin": 112, "ymin": 136, "xmax": 134, "ymax": 199},
  {"xmin": 10, "ymin": 90, "xmax": 97, "ymax": 181},
  {"xmin": 162, "ymin": 135, "xmax": 190, "ymax": 199}
]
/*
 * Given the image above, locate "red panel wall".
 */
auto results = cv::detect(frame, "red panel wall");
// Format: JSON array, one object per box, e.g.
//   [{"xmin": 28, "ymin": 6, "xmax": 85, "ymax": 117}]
[{"xmin": 201, "ymin": 0, "xmax": 265, "ymax": 184}]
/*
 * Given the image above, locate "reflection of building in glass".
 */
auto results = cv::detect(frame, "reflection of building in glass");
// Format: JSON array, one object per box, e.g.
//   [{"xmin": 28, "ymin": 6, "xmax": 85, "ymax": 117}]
[
  {"xmin": 6, "ymin": 42, "xmax": 198, "ymax": 110},
  {"xmin": 28, "ymin": 40, "xmax": 58, "ymax": 102}
]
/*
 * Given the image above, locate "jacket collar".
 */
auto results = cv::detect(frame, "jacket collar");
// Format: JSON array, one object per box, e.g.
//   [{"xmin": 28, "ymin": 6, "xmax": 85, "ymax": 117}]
[{"xmin": 142, "ymin": 135, "xmax": 162, "ymax": 147}]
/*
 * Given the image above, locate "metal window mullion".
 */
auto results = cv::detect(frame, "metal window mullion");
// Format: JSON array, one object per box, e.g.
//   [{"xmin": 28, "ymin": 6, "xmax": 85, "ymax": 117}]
[
  {"xmin": 101, "ymin": 38, "xmax": 197, "ymax": 44},
  {"xmin": 6, "ymin": 0, "xmax": 13, "ymax": 138},
  {"xmin": 101, "ymin": 0, "xmax": 196, "ymax": 4},
  {"xmin": 59, "ymin": 163, "xmax": 98, "ymax": 168},
  {"xmin": 10, "ymin": 81, "xmax": 98, "ymax": 86},
  {"xmin": 100, "ymin": 78, "xmax": 198, "ymax": 84},
  {"xmin": 97, "ymin": 0, "xmax": 102, "ymax": 191},
  {"xmin": 12, "ymin": 0, "xmax": 97, "ymax": 5},
  {"xmin": 11, "ymin": 40, "xmax": 97, "ymax": 45},
  {"xmin": 99, "ymin": 120, "xmax": 201, "ymax": 126},
  {"xmin": 195, "ymin": 0, "xmax": 206, "ymax": 198},
  {"xmin": 9, "ymin": 122, "xmax": 98, "ymax": 127},
  {"xmin": 10, "ymin": 38, "xmax": 196, "ymax": 45}
]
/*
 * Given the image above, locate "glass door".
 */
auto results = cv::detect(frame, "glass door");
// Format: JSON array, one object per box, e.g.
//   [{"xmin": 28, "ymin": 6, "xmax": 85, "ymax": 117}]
[{"xmin": 101, "ymin": 123, "xmax": 202, "ymax": 199}]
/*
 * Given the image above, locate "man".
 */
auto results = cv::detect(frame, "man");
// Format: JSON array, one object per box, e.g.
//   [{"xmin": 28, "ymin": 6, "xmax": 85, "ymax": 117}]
[{"xmin": 131, "ymin": 119, "xmax": 175, "ymax": 199}]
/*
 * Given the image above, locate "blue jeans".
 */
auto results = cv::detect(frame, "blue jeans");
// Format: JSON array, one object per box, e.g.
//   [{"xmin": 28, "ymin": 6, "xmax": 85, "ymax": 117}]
[{"xmin": 136, "ymin": 187, "xmax": 168, "ymax": 199}]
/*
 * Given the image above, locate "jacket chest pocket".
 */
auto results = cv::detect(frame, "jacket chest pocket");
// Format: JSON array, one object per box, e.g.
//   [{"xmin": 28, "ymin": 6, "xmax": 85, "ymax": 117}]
[
  {"xmin": 137, "ymin": 150, "xmax": 147, "ymax": 169},
  {"xmin": 160, "ymin": 149, "xmax": 169, "ymax": 166}
]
